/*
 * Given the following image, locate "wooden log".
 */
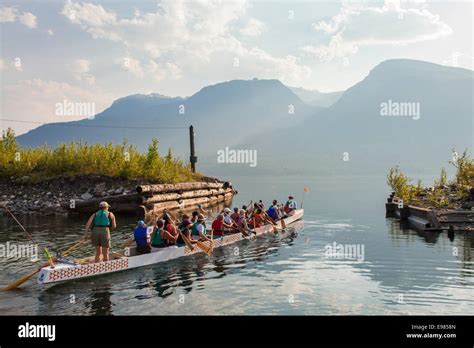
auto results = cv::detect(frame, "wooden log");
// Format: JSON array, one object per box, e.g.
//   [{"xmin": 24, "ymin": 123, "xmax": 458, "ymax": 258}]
[
  {"xmin": 150, "ymin": 197, "xmax": 211, "ymax": 215},
  {"xmin": 136, "ymin": 182, "xmax": 224, "ymax": 194},
  {"xmin": 141, "ymin": 193, "xmax": 181, "ymax": 204},
  {"xmin": 182, "ymin": 188, "xmax": 230, "ymax": 198},
  {"xmin": 141, "ymin": 188, "xmax": 233, "ymax": 204}
]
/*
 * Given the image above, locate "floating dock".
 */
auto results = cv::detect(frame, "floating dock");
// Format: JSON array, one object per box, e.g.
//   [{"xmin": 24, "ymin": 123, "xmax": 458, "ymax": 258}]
[{"xmin": 385, "ymin": 193, "xmax": 473, "ymax": 232}]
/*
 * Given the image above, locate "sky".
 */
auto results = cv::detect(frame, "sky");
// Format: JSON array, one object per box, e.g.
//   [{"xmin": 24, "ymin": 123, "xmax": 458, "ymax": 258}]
[{"xmin": 0, "ymin": 0, "xmax": 473, "ymax": 135}]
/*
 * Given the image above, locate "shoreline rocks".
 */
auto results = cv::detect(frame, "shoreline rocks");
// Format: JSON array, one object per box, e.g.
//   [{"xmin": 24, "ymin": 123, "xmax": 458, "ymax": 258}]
[
  {"xmin": 0, "ymin": 174, "xmax": 225, "ymax": 217},
  {"xmin": 0, "ymin": 175, "xmax": 141, "ymax": 216}
]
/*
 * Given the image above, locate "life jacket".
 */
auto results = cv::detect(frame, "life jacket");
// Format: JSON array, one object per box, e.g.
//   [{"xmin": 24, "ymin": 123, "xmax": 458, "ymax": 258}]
[
  {"xmin": 92, "ymin": 209, "xmax": 110, "ymax": 227},
  {"xmin": 212, "ymin": 220, "xmax": 225, "ymax": 236},
  {"xmin": 151, "ymin": 227, "xmax": 165, "ymax": 247},
  {"xmin": 133, "ymin": 226, "xmax": 148, "ymax": 247},
  {"xmin": 191, "ymin": 222, "xmax": 206, "ymax": 236},
  {"xmin": 267, "ymin": 206, "xmax": 278, "ymax": 220}
]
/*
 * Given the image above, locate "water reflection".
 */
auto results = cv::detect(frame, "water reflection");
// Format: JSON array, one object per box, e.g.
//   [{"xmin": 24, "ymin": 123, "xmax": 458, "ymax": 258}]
[
  {"xmin": 87, "ymin": 284, "xmax": 114, "ymax": 315},
  {"xmin": 387, "ymin": 217, "xmax": 473, "ymax": 268},
  {"xmin": 146, "ymin": 223, "xmax": 305, "ymax": 299}
]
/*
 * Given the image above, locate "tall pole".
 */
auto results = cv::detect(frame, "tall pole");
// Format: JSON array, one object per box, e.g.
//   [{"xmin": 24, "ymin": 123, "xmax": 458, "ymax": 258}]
[{"xmin": 189, "ymin": 125, "xmax": 197, "ymax": 173}]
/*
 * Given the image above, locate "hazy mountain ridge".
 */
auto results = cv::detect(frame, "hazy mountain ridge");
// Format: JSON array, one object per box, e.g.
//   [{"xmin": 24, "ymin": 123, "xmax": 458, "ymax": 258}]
[
  {"xmin": 221, "ymin": 59, "xmax": 473, "ymax": 176},
  {"xmin": 17, "ymin": 78, "xmax": 320, "ymax": 167},
  {"xmin": 16, "ymin": 59, "xmax": 473, "ymax": 177},
  {"xmin": 288, "ymin": 86, "xmax": 343, "ymax": 107}
]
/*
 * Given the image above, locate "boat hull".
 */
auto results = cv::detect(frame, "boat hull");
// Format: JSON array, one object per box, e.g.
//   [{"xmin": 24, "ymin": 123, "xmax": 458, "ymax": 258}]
[{"xmin": 38, "ymin": 209, "xmax": 303, "ymax": 285}]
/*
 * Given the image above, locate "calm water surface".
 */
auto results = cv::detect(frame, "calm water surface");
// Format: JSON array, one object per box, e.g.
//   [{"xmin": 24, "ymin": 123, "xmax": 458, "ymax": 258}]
[{"xmin": 0, "ymin": 175, "xmax": 472, "ymax": 315}]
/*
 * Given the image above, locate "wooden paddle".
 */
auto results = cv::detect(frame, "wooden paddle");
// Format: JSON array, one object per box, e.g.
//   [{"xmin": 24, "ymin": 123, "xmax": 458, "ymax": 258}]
[
  {"xmin": 1, "ymin": 239, "xmax": 86, "ymax": 291},
  {"xmin": 195, "ymin": 240, "xmax": 211, "ymax": 255},
  {"xmin": 163, "ymin": 210, "xmax": 195, "ymax": 251},
  {"xmin": 209, "ymin": 227, "xmax": 214, "ymax": 253},
  {"xmin": 232, "ymin": 221, "xmax": 249, "ymax": 237},
  {"xmin": 164, "ymin": 209, "xmax": 211, "ymax": 254},
  {"xmin": 122, "ymin": 238, "xmax": 134, "ymax": 248},
  {"xmin": 178, "ymin": 230, "xmax": 195, "ymax": 251}
]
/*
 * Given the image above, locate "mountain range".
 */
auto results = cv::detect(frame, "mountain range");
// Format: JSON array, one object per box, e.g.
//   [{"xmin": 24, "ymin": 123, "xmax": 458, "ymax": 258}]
[{"xmin": 16, "ymin": 59, "xmax": 473, "ymax": 177}]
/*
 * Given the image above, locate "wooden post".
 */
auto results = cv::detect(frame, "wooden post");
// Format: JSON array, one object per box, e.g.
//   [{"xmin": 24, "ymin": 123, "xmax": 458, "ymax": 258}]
[{"xmin": 189, "ymin": 125, "xmax": 197, "ymax": 173}]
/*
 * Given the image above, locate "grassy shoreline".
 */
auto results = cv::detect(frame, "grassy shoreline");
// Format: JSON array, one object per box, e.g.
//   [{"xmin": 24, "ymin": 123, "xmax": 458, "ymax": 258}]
[{"xmin": 1, "ymin": 128, "xmax": 198, "ymax": 184}]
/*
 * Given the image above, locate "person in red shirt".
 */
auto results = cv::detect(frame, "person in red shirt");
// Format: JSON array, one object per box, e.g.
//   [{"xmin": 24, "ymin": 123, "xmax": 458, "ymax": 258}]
[
  {"xmin": 211, "ymin": 214, "xmax": 233, "ymax": 237},
  {"xmin": 162, "ymin": 213, "xmax": 178, "ymax": 242},
  {"xmin": 231, "ymin": 207, "xmax": 240, "ymax": 223},
  {"xmin": 251, "ymin": 208, "xmax": 266, "ymax": 228}
]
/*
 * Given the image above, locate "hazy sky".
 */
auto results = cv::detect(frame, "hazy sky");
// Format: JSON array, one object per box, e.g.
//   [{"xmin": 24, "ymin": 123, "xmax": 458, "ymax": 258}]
[{"xmin": 1, "ymin": 0, "xmax": 473, "ymax": 135}]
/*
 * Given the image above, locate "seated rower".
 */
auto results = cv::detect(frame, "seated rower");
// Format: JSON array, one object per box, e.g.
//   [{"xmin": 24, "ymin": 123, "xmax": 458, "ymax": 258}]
[
  {"xmin": 176, "ymin": 214, "xmax": 193, "ymax": 246},
  {"xmin": 267, "ymin": 200, "xmax": 281, "ymax": 221},
  {"xmin": 151, "ymin": 220, "xmax": 178, "ymax": 251},
  {"xmin": 231, "ymin": 207, "xmax": 240, "ymax": 223},
  {"xmin": 241, "ymin": 204, "xmax": 251, "ymax": 218},
  {"xmin": 283, "ymin": 195, "xmax": 298, "ymax": 216},
  {"xmin": 250, "ymin": 208, "xmax": 266, "ymax": 228},
  {"xmin": 237, "ymin": 209, "xmax": 250, "ymax": 231},
  {"xmin": 132, "ymin": 220, "xmax": 152, "ymax": 254},
  {"xmin": 191, "ymin": 211, "xmax": 199, "ymax": 223},
  {"xmin": 191, "ymin": 214, "xmax": 211, "ymax": 242},
  {"xmin": 211, "ymin": 214, "xmax": 233, "ymax": 237},
  {"xmin": 163, "ymin": 213, "xmax": 178, "ymax": 239},
  {"xmin": 223, "ymin": 208, "xmax": 239, "ymax": 233}
]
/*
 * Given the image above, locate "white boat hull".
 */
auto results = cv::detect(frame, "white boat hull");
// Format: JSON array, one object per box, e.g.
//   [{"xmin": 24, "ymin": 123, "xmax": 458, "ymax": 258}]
[{"xmin": 38, "ymin": 209, "xmax": 304, "ymax": 285}]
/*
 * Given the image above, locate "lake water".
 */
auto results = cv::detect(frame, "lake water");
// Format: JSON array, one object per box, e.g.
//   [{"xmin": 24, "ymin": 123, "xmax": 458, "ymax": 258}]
[{"xmin": 0, "ymin": 175, "xmax": 473, "ymax": 315}]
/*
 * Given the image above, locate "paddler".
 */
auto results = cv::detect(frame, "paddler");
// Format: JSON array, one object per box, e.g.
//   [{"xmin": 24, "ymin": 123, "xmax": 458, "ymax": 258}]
[
  {"xmin": 230, "ymin": 207, "xmax": 240, "ymax": 223},
  {"xmin": 151, "ymin": 219, "xmax": 178, "ymax": 251},
  {"xmin": 211, "ymin": 214, "xmax": 233, "ymax": 237},
  {"xmin": 267, "ymin": 200, "xmax": 281, "ymax": 221},
  {"xmin": 283, "ymin": 195, "xmax": 298, "ymax": 216},
  {"xmin": 176, "ymin": 214, "xmax": 193, "ymax": 246},
  {"xmin": 83, "ymin": 201, "xmax": 117, "ymax": 263},
  {"xmin": 191, "ymin": 214, "xmax": 211, "ymax": 242},
  {"xmin": 250, "ymin": 208, "xmax": 266, "ymax": 228},
  {"xmin": 131, "ymin": 220, "xmax": 151, "ymax": 254},
  {"xmin": 237, "ymin": 209, "xmax": 250, "ymax": 231}
]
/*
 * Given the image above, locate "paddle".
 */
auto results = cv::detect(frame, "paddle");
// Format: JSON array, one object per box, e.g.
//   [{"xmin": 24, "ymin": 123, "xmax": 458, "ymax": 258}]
[
  {"xmin": 178, "ymin": 230, "xmax": 195, "ymax": 251},
  {"xmin": 164, "ymin": 209, "xmax": 210, "ymax": 254},
  {"xmin": 195, "ymin": 239, "xmax": 212, "ymax": 255},
  {"xmin": 209, "ymin": 227, "xmax": 214, "ymax": 253},
  {"xmin": 232, "ymin": 220, "xmax": 249, "ymax": 237},
  {"xmin": 1, "ymin": 239, "xmax": 86, "ymax": 291},
  {"xmin": 122, "ymin": 238, "xmax": 134, "ymax": 248}
]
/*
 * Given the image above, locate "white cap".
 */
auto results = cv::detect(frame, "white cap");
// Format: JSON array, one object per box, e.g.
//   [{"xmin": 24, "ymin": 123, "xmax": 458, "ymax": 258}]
[
  {"xmin": 99, "ymin": 201, "xmax": 110, "ymax": 208},
  {"xmin": 224, "ymin": 208, "xmax": 231, "ymax": 213}
]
